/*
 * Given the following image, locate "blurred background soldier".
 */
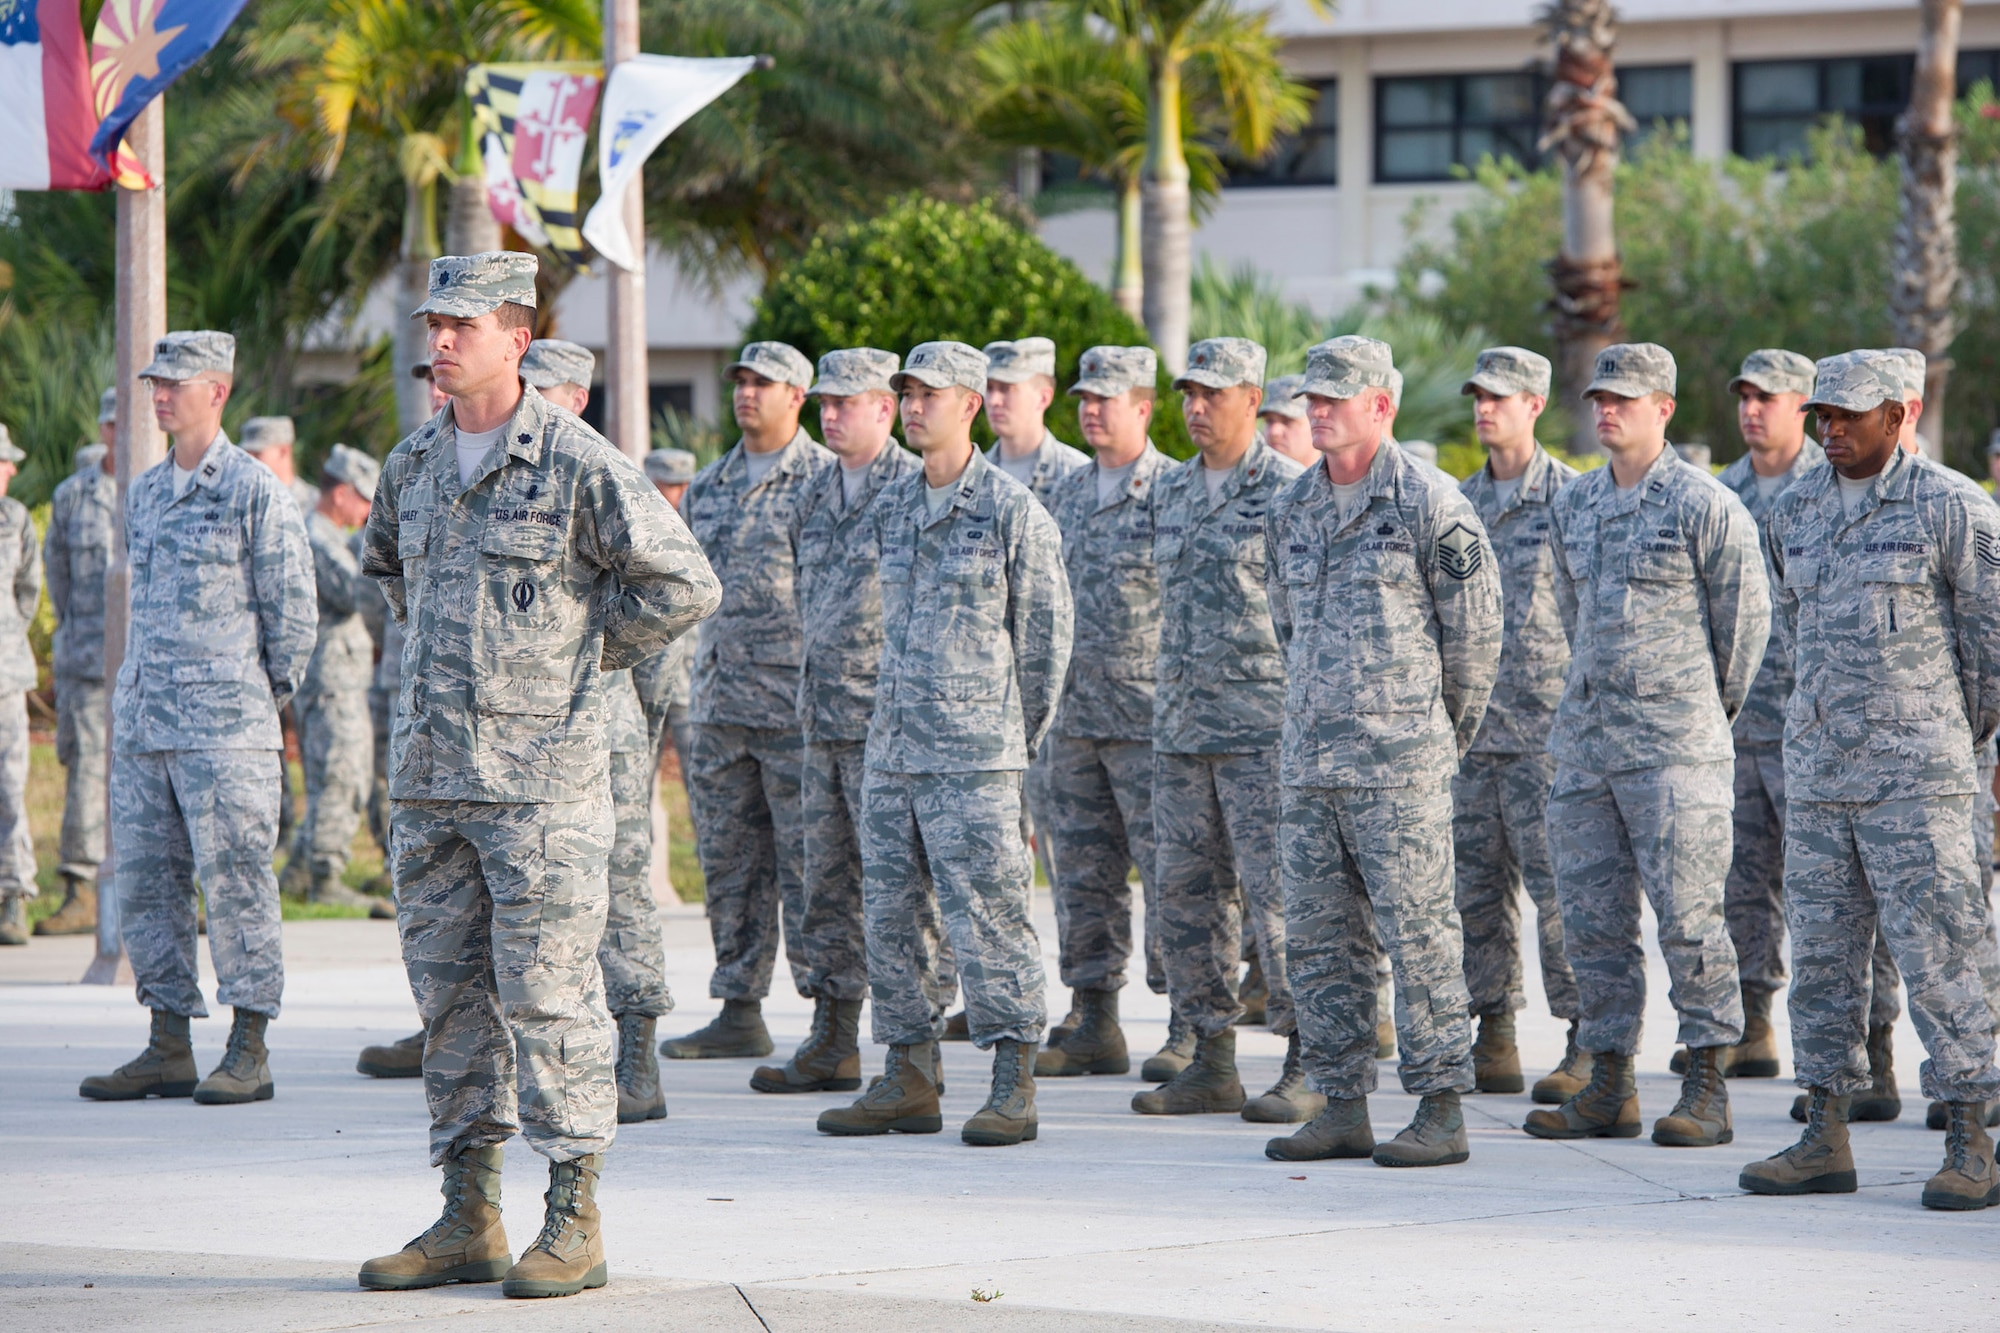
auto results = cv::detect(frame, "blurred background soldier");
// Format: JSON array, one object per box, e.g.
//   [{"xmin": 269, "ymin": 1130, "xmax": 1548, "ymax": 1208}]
[
  {"xmin": 0, "ymin": 427, "xmax": 41, "ymax": 946},
  {"xmin": 637, "ymin": 448, "xmax": 698, "ymax": 800},
  {"xmin": 283, "ymin": 444, "xmax": 388, "ymax": 917},
  {"xmin": 1257, "ymin": 374, "xmax": 1315, "ymax": 469},
  {"xmin": 79, "ymin": 331, "xmax": 316, "ymax": 1107},
  {"xmin": 36, "ymin": 392, "xmax": 118, "ymax": 937},
  {"xmin": 241, "ymin": 415, "xmax": 317, "ymax": 858}
]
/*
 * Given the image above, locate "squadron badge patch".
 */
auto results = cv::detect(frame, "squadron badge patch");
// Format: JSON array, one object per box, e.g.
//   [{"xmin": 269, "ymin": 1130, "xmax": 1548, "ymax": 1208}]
[{"xmin": 1436, "ymin": 520, "xmax": 1482, "ymax": 580}]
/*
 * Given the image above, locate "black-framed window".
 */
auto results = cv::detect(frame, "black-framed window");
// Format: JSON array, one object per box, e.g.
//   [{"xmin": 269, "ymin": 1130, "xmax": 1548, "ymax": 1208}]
[
  {"xmin": 1227, "ymin": 78, "xmax": 1337, "ymax": 186},
  {"xmin": 577, "ymin": 382, "xmax": 691, "ymax": 435},
  {"xmin": 1621, "ymin": 64, "xmax": 1692, "ymax": 151},
  {"xmin": 1376, "ymin": 72, "xmax": 1544, "ymax": 182},
  {"xmin": 1734, "ymin": 51, "xmax": 2000, "ymax": 160}
]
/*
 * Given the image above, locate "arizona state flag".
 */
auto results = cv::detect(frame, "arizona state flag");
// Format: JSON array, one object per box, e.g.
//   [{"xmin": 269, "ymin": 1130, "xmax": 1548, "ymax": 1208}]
[
  {"xmin": 0, "ymin": 0, "xmax": 110, "ymax": 189},
  {"xmin": 89, "ymin": 0, "xmax": 251, "ymax": 187}
]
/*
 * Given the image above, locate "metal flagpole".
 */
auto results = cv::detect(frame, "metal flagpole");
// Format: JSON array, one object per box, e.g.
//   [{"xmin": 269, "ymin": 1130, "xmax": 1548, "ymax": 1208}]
[
  {"xmin": 603, "ymin": 0, "xmax": 647, "ymax": 462},
  {"xmin": 83, "ymin": 98, "xmax": 167, "ymax": 985}
]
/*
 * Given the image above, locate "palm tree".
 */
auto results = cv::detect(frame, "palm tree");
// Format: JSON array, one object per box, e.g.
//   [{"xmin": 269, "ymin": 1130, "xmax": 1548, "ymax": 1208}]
[
  {"xmin": 1081, "ymin": 0, "xmax": 1315, "ymax": 372},
  {"xmin": 1891, "ymin": 0, "xmax": 1963, "ymax": 459}
]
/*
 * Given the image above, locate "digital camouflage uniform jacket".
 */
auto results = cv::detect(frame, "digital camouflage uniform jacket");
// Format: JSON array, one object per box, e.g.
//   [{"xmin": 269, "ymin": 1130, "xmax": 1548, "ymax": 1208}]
[
  {"xmin": 1460, "ymin": 446, "xmax": 1577, "ymax": 755},
  {"xmin": 1717, "ymin": 439, "xmax": 1825, "ymax": 747},
  {"xmin": 361, "ymin": 386, "xmax": 720, "ymax": 803},
  {"xmin": 46, "ymin": 463, "xmax": 114, "ymax": 681},
  {"xmin": 302, "ymin": 510, "xmax": 373, "ymax": 695},
  {"xmin": 1547, "ymin": 447, "xmax": 1771, "ymax": 774},
  {"xmin": 984, "ymin": 429, "xmax": 1090, "ymax": 510},
  {"xmin": 792, "ymin": 442, "xmax": 922, "ymax": 744},
  {"xmin": 866, "ymin": 449, "xmax": 1073, "ymax": 775},
  {"xmin": 1152, "ymin": 438, "xmax": 1305, "ymax": 754},
  {"xmin": 1765, "ymin": 448, "xmax": 2000, "ymax": 803},
  {"xmin": 0, "ymin": 499, "xmax": 41, "ymax": 694},
  {"xmin": 1045, "ymin": 444, "xmax": 1171, "ymax": 741},
  {"xmin": 115, "ymin": 436, "xmax": 316, "ymax": 754},
  {"xmin": 1266, "ymin": 442, "xmax": 1503, "ymax": 789},
  {"xmin": 684, "ymin": 427, "xmax": 835, "ymax": 730}
]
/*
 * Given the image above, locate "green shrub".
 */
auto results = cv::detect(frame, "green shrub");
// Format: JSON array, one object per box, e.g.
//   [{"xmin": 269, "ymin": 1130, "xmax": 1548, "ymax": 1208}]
[{"xmin": 746, "ymin": 194, "xmax": 1190, "ymax": 457}]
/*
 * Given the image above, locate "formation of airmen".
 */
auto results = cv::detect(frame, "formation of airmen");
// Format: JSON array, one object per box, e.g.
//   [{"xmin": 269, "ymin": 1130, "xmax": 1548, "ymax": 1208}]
[{"xmin": 12, "ymin": 243, "xmax": 2000, "ymax": 1301}]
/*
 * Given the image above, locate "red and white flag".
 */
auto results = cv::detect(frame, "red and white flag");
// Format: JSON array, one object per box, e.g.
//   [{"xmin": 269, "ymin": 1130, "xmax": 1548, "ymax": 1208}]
[{"xmin": 0, "ymin": 0, "xmax": 110, "ymax": 190}]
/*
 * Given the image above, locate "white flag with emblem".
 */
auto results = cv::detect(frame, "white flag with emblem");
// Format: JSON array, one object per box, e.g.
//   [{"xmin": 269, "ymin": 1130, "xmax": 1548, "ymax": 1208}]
[{"xmin": 581, "ymin": 54, "xmax": 758, "ymax": 272}]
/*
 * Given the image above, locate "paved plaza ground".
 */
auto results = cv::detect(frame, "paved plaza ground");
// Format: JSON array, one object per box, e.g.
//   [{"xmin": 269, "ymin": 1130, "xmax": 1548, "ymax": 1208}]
[{"xmin": 2, "ymin": 895, "xmax": 1993, "ymax": 1331}]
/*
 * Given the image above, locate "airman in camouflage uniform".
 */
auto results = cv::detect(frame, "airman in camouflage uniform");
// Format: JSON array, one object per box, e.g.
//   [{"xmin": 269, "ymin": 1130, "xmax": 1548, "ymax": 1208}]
[
  {"xmin": 1257, "ymin": 374, "xmax": 1316, "ymax": 469},
  {"xmin": 1523, "ymin": 343, "xmax": 1769, "ymax": 1151},
  {"xmin": 1264, "ymin": 336, "xmax": 1503, "ymax": 1169},
  {"xmin": 1036, "ymin": 345, "xmax": 1169, "ymax": 1081},
  {"xmin": 241, "ymin": 415, "xmax": 316, "ymax": 852},
  {"xmin": 285, "ymin": 444, "xmax": 388, "ymax": 915},
  {"xmin": 754, "ymin": 348, "xmax": 946, "ymax": 1096},
  {"xmin": 1741, "ymin": 350, "xmax": 2000, "ymax": 1211},
  {"xmin": 358, "ymin": 254, "xmax": 719, "ymax": 1298},
  {"xmin": 1142, "ymin": 338, "xmax": 1311, "ymax": 1121},
  {"xmin": 0, "ymin": 427, "xmax": 40, "ymax": 948},
  {"xmin": 1709, "ymin": 349, "xmax": 1823, "ymax": 1084},
  {"xmin": 1451, "ymin": 347, "xmax": 1583, "ymax": 1102},
  {"xmin": 818, "ymin": 341, "xmax": 1073, "ymax": 1148},
  {"xmin": 666, "ymin": 341, "xmax": 834, "ymax": 1062},
  {"xmin": 79, "ymin": 330, "xmax": 317, "ymax": 1109},
  {"xmin": 36, "ymin": 408, "xmax": 117, "ymax": 937},
  {"xmin": 637, "ymin": 448, "xmax": 699, "ymax": 794}
]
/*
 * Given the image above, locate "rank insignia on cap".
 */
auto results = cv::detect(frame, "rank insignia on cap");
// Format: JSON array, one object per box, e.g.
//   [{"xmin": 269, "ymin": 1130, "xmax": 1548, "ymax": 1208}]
[{"xmin": 1436, "ymin": 521, "xmax": 1482, "ymax": 580}]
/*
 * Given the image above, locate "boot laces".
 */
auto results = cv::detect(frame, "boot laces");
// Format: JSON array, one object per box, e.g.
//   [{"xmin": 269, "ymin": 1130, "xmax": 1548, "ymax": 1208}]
[
  {"xmin": 989, "ymin": 1043, "xmax": 1024, "ymax": 1104},
  {"xmin": 411, "ymin": 1162, "xmax": 475, "ymax": 1250},
  {"xmin": 216, "ymin": 1016, "xmax": 262, "ymax": 1078},
  {"xmin": 1673, "ymin": 1048, "xmax": 1723, "ymax": 1115},
  {"xmin": 532, "ymin": 1166, "xmax": 591, "ymax": 1254},
  {"xmin": 864, "ymin": 1046, "xmax": 915, "ymax": 1103},
  {"xmin": 1945, "ymin": 1104, "xmax": 1976, "ymax": 1173},
  {"xmin": 614, "ymin": 1016, "xmax": 641, "ymax": 1085},
  {"xmin": 1264, "ymin": 1048, "xmax": 1306, "ymax": 1099},
  {"xmin": 1410, "ymin": 1094, "xmax": 1453, "ymax": 1138}
]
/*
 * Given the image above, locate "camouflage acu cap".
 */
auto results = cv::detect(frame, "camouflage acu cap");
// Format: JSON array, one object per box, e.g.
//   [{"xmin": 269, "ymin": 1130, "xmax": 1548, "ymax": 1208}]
[
  {"xmin": 413, "ymin": 251, "xmax": 538, "ymax": 318},
  {"xmin": 238, "ymin": 417, "xmax": 295, "ymax": 453},
  {"xmin": 645, "ymin": 448, "xmax": 698, "ymax": 484},
  {"xmin": 1583, "ymin": 342, "xmax": 1676, "ymax": 398},
  {"xmin": 983, "ymin": 337, "xmax": 1057, "ymax": 384},
  {"xmin": 1879, "ymin": 347, "xmax": 1926, "ymax": 399},
  {"xmin": 74, "ymin": 442, "xmax": 108, "ymax": 473},
  {"xmin": 1388, "ymin": 368, "xmax": 1405, "ymax": 410},
  {"xmin": 520, "ymin": 339, "xmax": 595, "ymax": 390},
  {"xmin": 1299, "ymin": 335, "xmax": 1396, "ymax": 401},
  {"xmin": 139, "ymin": 330, "xmax": 235, "ymax": 382},
  {"xmin": 1462, "ymin": 346, "xmax": 1552, "ymax": 398},
  {"xmin": 1175, "ymin": 337, "xmax": 1267, "ymax": 391},
  {"xmin": 321, "ymin": 442, "xmax": 381, "ymax": 502},
  {"xmin": 98, "ymin": 387, "xmax": 118, "ymax": 424},
  {"xmin": 809, "ymin": 347, "xmax": 899, "ymax": 398},
  {"xmin": 1069, "ymin": 345, "xmax": 1157, "ymax": 397},
  {"xmin": 1804, "ymin": 350, "xmax": 1904, "ymax": 413},
  {"xmin": 0, "ymin": 426, "xmax": 21, "ymax": 464},
  {"xmin": 725, "ymin": 340, "xmax": 814, "ymax": 389},
  {"xmin": 1258, "ymin": 374, "xmax": 1307, "ymax": 420},
  {"xmin": 893, "ymin": 341, "xmax": 989, "ymax": 394},
  {"xmin": 1728, "ymin": 348, "xmax": 1815, "ymax": 397}
]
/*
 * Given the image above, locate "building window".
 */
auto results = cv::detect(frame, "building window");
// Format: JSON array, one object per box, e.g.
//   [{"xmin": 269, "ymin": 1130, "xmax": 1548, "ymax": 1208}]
[
  {"xmin": 1733, "ymin": 52, "xmax": 2000, "ymax": 160},
  {"xmin": 1227, "ymin": 78, "xmax": 1337, "ymax": 186},
  {"xmin": 578, "ymin": 382, "xmax": 693, "ymax": 435},
  {"xmin": 1620, "ymin": 64, "xmax": 1691, "ymax": 151},
  {"xmin": 1376, "ymin": 72, "xmax": 1544, "ymax": 183}
]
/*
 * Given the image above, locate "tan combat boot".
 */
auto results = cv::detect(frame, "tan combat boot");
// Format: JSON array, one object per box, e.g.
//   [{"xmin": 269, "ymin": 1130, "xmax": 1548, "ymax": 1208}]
[
  {"xmin": 962, "ymin": 1039, "xmax": 1038, "ymax": 1146},
  {"xmin": 502, "ymin": 1155, "xmax": 608, "ymax": 1297},
  {"xmin": 1740, "ymin": 1089, "xmax": 1856, "ymax": 1196},
  {"xmin": 33, "ymin": 873, "xmax": 97, "ymax": 936},
  {"xmin": 1532, "ymin": 1020, "xmax": 1593, "ymax": 1105},
  {"xmin": 1132, "ymin": 1028, "xmax": 1245, "ymax": 1115},
  {"xmin": 1471, "ymin": 1011, "xmax": 1523, "ymax": 1094},
  {"xmin": 1848, "ymin": 1023, "xmax": 1901, "ymax": 1121},
  {"xmin": 1265, "ymin": 1096, "xmax": 1374, "ymax": 1161},
  {"xmin": 194, "ymin": 1008, "xmax": 275, "ymax": 1104},
  {"xmin": 1652, "ymin": 1045, "xmax": 1732, "ymax": 1147},
  {"xmin": 659, "ymin": 999, "xmax": 773, "ymax": 1060},
  {"xmin": 79, "ymin": 1010, "xmax": 198, "ymax": 1100},
  {"xmin": 1236, "ymin": 955, "xmax": 1268, "ymax": 1028},
  {"xmin": 310, "ymin": 867, "xmax": 393, "ymax": 918},
  {"xmin": 1728, "ymin": 989, "xmax": 1781, "ymax": 1079},
  {"xmin": 1374, "ymin": 1091, "xmax": 1470, "ymax": 1167},
  {"xmin": 817, "ymin": 1043, "xmax": 943, "ymax": 1136},
  {"xmin": 1047, "ymin": 991, "xmax": 1085, "ymax": 1047},
  {"xmin": 1923, "ymin": 1102, "xmax": 2000, "ymax": 1211},
  {"xmin": 359, "ymin": 1146, "xmax": 509, "ymax": 1289},
  {"xmin": 0, "ymin": 893, "xmax": 26, "ymax": 945},
  {"xmin": 1035, "ymin": 989, "xmax": 1129, "ymax": 1077},
  {"xmin": 1242, "ymin": 1032, "xmax": 1327, "ymax": 1124},
  {"xmin": 751, "ymin": 997, "xmax": 862, "ymax": 1094},
  {"xmin": 615, "ymin": 1013, "xmax": 666, "ymax": 1122},
  {"xmin": 1925, "ymin": 1099, "xmax": 2000, "ymax": 1129},
  {"xmin": 358, "ymin": 1030, "xmax": 426, "ymax": 1079},
  {"xmin": 1523, "ymin": 1050, "xmax": 1641, "ymax": 1139},
  {"xmin": 1140, "ymin": 1010, "xmax": 1196, "ymax": 1082}
]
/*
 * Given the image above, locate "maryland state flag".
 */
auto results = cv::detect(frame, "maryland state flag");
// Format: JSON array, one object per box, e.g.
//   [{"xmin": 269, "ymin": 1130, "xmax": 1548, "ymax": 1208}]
[{"xmin": 466, "ymin": 62, "xmax": 602, "ymax": 267}]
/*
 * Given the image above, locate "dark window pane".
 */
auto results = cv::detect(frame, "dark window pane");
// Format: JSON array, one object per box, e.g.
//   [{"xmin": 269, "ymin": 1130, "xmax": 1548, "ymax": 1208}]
[
  {"xmin": 1621, "ymin": 65, "xmax": 1691, "ymax": 121},
  {"xmin": 1463, "ymin": 72, "xmax": 1536, "ymax": 123},
  {"xmin": 1740, "ymin": 62, "xmax": 1819, "ymax": 113},
  {"xmin": 1740, "ymin": 116, "xmax": 1813, "ymax": 161},
  {"xmin": 1307, "ymin": 80, "xmax": 1339, "ymax": 131},
  {"xmin": 1223, "ymin": 78, "xmax": 1336, "ymax": 185},
  {"xmin": 1380, "ymin": 128, "xmax": 1455, "ymax": 180},
  {"xmin": 1381, "ymin": 78, "xmax": 1455, "ymax": 127},
  {"xmin": 1858, "ymin": 55, "xmax": 1910, "ymax": 110},
  {"xmin": 1959, "ymin": 50, "xmax": 2000, "ymax": 94}
]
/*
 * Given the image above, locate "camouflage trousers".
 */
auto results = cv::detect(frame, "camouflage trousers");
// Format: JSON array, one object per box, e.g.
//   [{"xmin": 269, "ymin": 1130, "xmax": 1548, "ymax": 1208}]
[
  {"xmin": 1724, "ymin": 745, "xmax": 1788, "ymax": 997},
  {"xmin": 1046, "ymin": 735, "xmax": 1163, "ymax": 994},
  {"xmin": 113, "ymin": 748, "xmax": 284, "ymax": 1018},
  {"xmin": 1453, "ymin": 749, "xmax": 1577, "ymax": 1021},
  {"xmin": 686, "ymin": 723, "xmax": 808, "ymax": 1001},
  {"xmin": 391, "ymin": 795, "xmax": 616, "ymax": 1165},
  {"xmin": 1153, "ymin": 749, "xmax": 1293, "ymax": 1038},
  {"xmin": 602, "ymin": 748, "xmax": 669, "ymax": 1018},
  {"xmin": 802, "ymin": 740, "xmax": 955, "ymax": 1005},
  {"xmin": 862, "ymin": 768, "xmax": 1046, "ymax": 1049},
  {"xmin": 54, "ymin": 674, "xmax": 107, "ymax": 881},
  {"xmin": 0, "ymin": 692, "xmax": 31, "ymax": 901},
  {"xmin": 1785, "ymin": 795, "xmax": 2000, "ymax": 1103},
  {"xmin": 368, "ymin": 681, "xmax": 392, "ymax": 853},
  {"xmin": 1866, "ymin": 763, "xmax": 2000, "ymax": 1031},
  {"xmin": 1023, "ymin": 739, "xmax": 1058, "ymax": 890},
  {"xmin": 290, "ymin": 679, "xmax": 373, "ymax": 880},
  {"xmin": 645, "ymin": 701, "xmax": 692, "ymax": 813},
  {"xmin": 1547, "ymin": 761, "xmax": 1744, "ymax": 1056},
  {"xmin": 1280, "ymin": 780, "xmax": 1474, "ymax": 1100}
]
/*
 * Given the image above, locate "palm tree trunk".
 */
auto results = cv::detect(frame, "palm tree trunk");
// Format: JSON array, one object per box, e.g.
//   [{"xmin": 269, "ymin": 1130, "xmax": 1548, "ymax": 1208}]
[
  {"xmin": 396, "ymin": 158, "xmax": 442, "ymax": 436},
  {"xmin": 446, "ymin": 104, "xmax": 501, "ymax": 256},
  {"xmin": 1891, "ymin": 0, "xmax": 1961, "ymax": 461},
  {"xmin": 1114, "ymin": 173, "xmax": 1144, "ymax": 320},
  {"xmin": 1141, "ymin": 54, "xmax": 1191, "ymax": 373},
  {"xmin": 1539, "ymin": 0, "xmax": 1633, "ymax": 454}
]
